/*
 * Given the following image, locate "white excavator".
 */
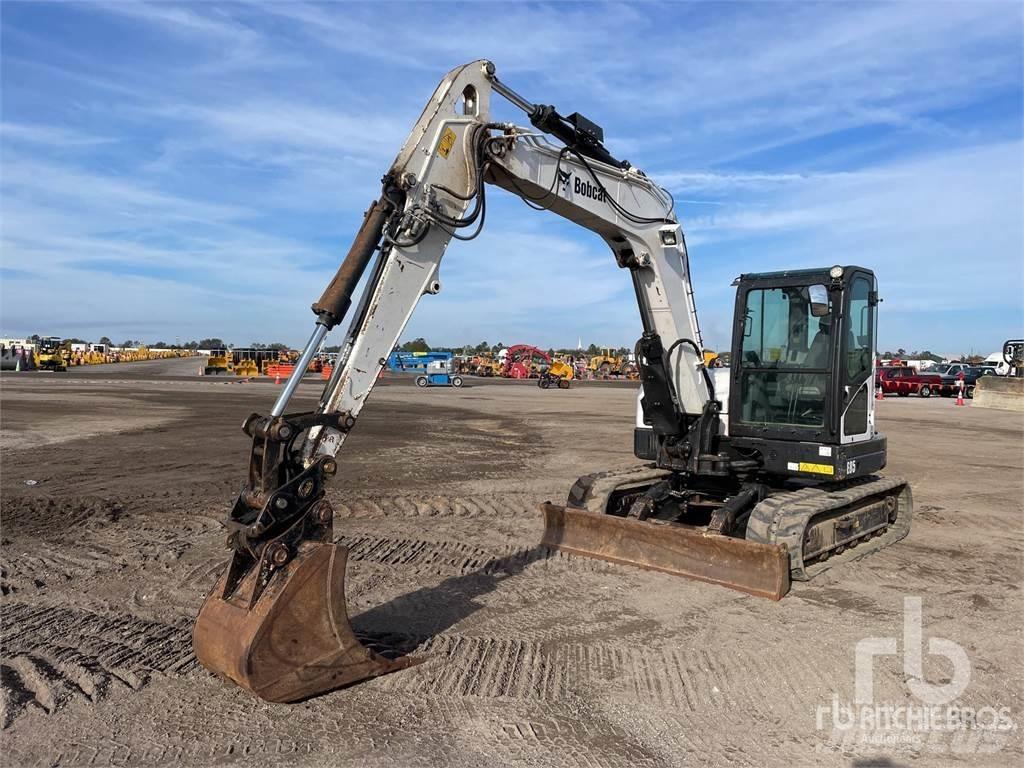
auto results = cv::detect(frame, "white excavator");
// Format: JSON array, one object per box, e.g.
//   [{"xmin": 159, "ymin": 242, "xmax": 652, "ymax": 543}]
[{"xmin": 193, "ymin": 61, "xmax": 913, "ymax": 703}]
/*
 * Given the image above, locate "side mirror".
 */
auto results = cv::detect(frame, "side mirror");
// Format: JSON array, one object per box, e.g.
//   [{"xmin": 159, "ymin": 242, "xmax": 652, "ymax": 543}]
[{"xmin": 809, "ymin": 282, "xmax": 830, "ymax": 318}]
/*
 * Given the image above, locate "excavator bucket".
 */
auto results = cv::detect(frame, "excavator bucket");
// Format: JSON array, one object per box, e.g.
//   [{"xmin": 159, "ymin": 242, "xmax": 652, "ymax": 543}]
[
  {"xmin": 540, "ymin": 503, "xmax": 791, "ymax": 600},
  {"xmin": 193, "ymin": 540, "xmax": 414, "ymax": 703}
]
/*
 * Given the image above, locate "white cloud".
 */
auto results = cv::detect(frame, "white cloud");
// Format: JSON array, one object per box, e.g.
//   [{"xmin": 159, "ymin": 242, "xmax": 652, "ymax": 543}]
[{"xmin": 1, "ymin": 122, "xmax": 115, "ymax": 147}]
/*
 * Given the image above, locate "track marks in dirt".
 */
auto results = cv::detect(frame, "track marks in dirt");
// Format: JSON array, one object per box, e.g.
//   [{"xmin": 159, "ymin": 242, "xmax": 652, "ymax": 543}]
[
  {"xmin": 490, "ymin": 714, "xmax": 666, "ymax": 768},
  {"xmin": 374, "ymin": 632, "xmax": 841, "ymax": 716},
  {"xmin": 339, "ymin": 533, "xmax": 616, "ymax": 579},
  {"xmin": 0, "ymin": 545, "xmax": 126, "ymax": 596},
  {"xmin": 339, "ymin": 534, "xmax": 500, "ymax": 575},
  {"xmin": 331, "ymin": 492, "xmax": 542, "ymax": 520},
  {"xmin": 0, "ymin": 495, "xmax": 123, "ymax": 537},
  {"xmin": 0, "ymin": 603, "xmax": 195, "ymax": 728}
]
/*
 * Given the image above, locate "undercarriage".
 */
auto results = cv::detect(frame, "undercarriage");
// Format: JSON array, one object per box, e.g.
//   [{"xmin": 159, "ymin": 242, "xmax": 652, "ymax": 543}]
[{"xmin": 541, "ymin": 466, "xmax": 913, "ymax": 599}]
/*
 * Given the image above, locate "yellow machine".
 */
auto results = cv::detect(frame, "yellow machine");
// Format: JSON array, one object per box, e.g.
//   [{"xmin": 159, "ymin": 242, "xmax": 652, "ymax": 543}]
[
  {"xmin": 539, "ymin": 359, "xmax": 574, "ymax": 389},
  {"xmin": 588, "ymin": 348, "xmax": 626, "ymax": 376},
  {"xmin": 471, "ymin": 355, "xmax": 502, "ymax": 376},
  {"xmin": 35, "ymin": 336, "xmax": 68, "ymax": 372},
  {"xmin": 204, "ymin": 350, "xmax": 232, "ymax": 375}
]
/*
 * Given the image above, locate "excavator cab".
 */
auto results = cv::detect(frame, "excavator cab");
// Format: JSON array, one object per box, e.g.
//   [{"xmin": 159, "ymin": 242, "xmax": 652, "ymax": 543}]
[{"xmin": 726, "ymin": 265, "xmax": 883, "ymax": 477}]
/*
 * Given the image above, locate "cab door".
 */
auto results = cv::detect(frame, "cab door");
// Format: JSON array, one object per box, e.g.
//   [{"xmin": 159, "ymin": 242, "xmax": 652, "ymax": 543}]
[{"xmin": 840, "ymin": 271, "xmax": 876, "ymax": 443}]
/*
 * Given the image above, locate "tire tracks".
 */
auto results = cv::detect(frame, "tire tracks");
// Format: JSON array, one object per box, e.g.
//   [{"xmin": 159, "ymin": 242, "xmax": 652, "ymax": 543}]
[
  {"xmin": 1, "ymin": 602, "xmax": 195, "ymax": 728},
  {"xmin": 371, "ymin": 631, "xmax": 853, "ymax": 716},
  {"xmin": 337, "ymin": 533, "xmax": 617, "ymax": 579},
  {"xmin": 330, "ymin": 492, "xmax": 542, "ymax": 520}
]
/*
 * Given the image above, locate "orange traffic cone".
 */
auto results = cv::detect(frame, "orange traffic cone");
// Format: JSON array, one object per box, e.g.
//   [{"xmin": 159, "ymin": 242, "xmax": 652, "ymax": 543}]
[
  {"xmin": 275, "ymin": 370, "xmax": 282, "ymax": 385},
  {"xmin": 956, "ymin": 385, "xmax": 965, "ymax": 406},
  {"xmin": 875, "ymin": 383, "xmax": 884, "ymax": 401}
]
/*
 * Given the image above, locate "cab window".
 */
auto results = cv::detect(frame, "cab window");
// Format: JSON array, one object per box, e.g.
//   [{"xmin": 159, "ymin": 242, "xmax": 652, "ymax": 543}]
[
  {"xmin": 738, "ymin": 284, "xmax": 831, "ymax": 428},
  {"xmin": 842, "ymin": 274, "xmax": 873, "ymax": 436}
]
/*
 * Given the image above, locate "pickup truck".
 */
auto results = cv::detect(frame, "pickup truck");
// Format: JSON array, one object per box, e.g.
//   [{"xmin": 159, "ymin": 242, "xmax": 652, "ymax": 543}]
[
  {"xmin": 876, "ymin": 365, "xmax": 944, "ymax": 397},
  {"xmin": 934, "ymin": 365, "xmax": 1000, "ymax": 398},
  {"xmin": 926, "ymin": 362, "xmax": 972, "ymax": 377}
]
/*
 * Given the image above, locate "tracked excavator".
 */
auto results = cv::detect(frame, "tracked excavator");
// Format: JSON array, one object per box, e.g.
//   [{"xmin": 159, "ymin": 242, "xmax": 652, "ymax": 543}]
[{"xmin": 193, "ymin": 61, "xmax": 913, "ymax": 703}]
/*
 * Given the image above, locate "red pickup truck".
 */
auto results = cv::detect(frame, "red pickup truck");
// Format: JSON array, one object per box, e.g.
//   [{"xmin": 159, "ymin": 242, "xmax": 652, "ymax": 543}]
[{"xmin": 877, "ymin": 365, "xmax": 943, "ymax": 397}]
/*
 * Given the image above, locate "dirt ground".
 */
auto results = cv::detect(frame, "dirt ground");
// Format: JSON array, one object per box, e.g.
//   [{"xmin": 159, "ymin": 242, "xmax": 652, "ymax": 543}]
[{"xmin": 1, "ymin": 360, "xmax": 1022, "ymax": 767}]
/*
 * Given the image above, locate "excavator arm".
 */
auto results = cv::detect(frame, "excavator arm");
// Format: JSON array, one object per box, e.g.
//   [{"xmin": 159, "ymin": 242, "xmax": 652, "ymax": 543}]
[{"xmin": 194, "ymin": 60, "xmax": 724, "ymax": 702}]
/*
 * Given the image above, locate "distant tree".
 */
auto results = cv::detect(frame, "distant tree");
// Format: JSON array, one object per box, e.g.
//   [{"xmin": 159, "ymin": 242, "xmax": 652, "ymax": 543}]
[
  {"xmin": 896, "ymin": 348, "xmax": 907, "ymax": 357},
  {"xmin": 324, "ymin": 345, "xmax": 342, "ymax": 353},
  {"xmin": 98, "ymin": 336, "xmax": 112, "ymax": 346},
  {"xmin": 586, "ymin": 343, "xmax": 600, "ymax": 356},
  {"xmin": 152, "ymin": 341, "xmax": 167, "ymax": 348},
  {"xmin": 121, "ymin": 339, "xmax": 135, "ymax": 348},
  {"xmin": 493, "ymin": 342, "xmax": 505, "ymax": 353},
  {"xmin": 474, "ymin": 341, "xmax": 489, "ymax": 353},
  {"xmin": 401, "ymin": 337, "xmax": 430, "ymax": 353},
  {"xmin": 266, "ymin": 342, "xmax": 289, "ymax": 351},
  {"xmin": 199, "ymin": 338, "xmax": 226, "ymax": 349},
  {"xmin": 29, "ymin": 334, "xmax": 41, "ymax": 343},
  {"xmin": 64, "ymin": 337, "xmax": 87, "ymax": 344}
]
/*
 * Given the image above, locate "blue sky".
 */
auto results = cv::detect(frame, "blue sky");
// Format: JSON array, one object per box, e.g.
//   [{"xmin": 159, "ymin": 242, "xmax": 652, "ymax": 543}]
[{"xmin": 1, "ymin": 1, "xmax": 1021, "ymax": 356}]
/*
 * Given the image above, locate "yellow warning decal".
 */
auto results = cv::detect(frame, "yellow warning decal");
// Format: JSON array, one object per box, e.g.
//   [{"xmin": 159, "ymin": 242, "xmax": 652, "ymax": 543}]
[
  {"xmin": 437, "ymin": 126, "xmax": 456, "ymax": 158},
  {"xmin": 799, "ymin": 462, "xmax": 834, "ymax": 475}
]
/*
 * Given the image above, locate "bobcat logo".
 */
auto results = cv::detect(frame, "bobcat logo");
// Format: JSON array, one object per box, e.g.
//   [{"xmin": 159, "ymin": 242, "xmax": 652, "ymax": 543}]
[{"xmin": 557, "ymin": 169, "xmax": 572, "ymax": 191}]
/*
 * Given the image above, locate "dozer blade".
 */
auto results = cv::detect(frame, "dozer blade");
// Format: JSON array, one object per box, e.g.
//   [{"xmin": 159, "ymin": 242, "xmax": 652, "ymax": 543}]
[
  {"xmin": 193, "ymin": 541, "xmax": 414, "ymax": 703},
  {"xmin": 541, "ymin": 503, "xmax": 791, "ymax": 600}
]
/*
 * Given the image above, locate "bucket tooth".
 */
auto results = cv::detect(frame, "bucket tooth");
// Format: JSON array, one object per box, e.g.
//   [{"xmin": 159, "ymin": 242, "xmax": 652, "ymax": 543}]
[
  {"xmin": 193, "ymin": 541, "xmax": 414, "ymax": 703},
  {"xmin": 541, "ymin": 503, "xmax": 790, "ymax": 601}
]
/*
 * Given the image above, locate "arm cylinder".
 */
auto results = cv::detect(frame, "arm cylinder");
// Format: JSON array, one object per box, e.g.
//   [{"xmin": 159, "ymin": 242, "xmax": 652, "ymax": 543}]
[{"xmin": 311, "ymin": 198, "xmax": 392, "ymax": 329}]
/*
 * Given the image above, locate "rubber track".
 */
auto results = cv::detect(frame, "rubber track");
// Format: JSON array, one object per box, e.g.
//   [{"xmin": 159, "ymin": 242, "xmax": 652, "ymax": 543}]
[
  {"xmin": 566, "ymin": 465, "xmax": 671, "ymax": 513},
  {"xmin": 1, "ymin": 603, "xmax": 195, "ymax": 728},
  {"xmin": 745, "ymin": 474, "xmax": 912, "ymax": 580}
]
